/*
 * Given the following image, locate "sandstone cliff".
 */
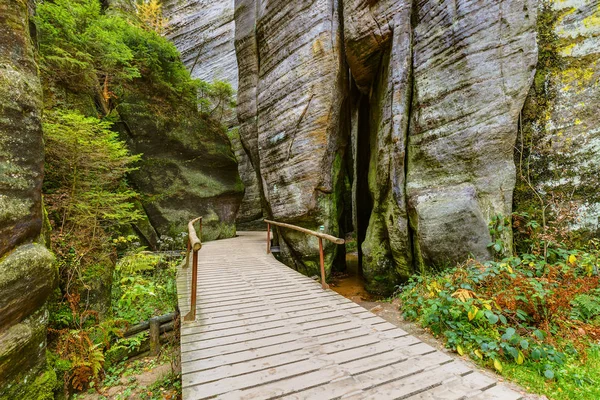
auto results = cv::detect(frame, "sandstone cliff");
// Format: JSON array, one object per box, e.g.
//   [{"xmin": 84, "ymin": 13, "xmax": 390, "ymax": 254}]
[
  {"xmin": 233, "ymin": 0, "xmax": 538, "ymax": 292},
  {"xmin": 164, "ymin": 0, "xmax": 264, "ymax": 227},
  {"xmin": 0, "ymin": 0, "xmax": 56, "ymax": 397}
]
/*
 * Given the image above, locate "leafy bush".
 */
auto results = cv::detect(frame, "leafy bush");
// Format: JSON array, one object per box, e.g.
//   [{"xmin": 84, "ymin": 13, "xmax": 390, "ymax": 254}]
[{"xmin": 400, "ymin": 242, "xmax": 600, "ymax": 383}]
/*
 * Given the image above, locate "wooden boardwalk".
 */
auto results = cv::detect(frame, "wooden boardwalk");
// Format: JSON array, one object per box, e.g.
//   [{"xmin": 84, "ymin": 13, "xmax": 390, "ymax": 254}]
[{"xmin": 177, "ymin": 232, "xmax": 522, "ymax": 400}]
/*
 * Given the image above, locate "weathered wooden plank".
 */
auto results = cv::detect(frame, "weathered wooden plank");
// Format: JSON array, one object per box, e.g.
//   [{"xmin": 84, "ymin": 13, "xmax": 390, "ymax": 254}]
[{"xmin": 177, "ymin": 232, "xmax": 523, "ymax": 400}]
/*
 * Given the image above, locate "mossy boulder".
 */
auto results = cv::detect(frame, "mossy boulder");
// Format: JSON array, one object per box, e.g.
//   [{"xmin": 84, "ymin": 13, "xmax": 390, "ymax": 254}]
[
  {"xmin": 0, "ymin": 308, "xmax": 56, "ymax": 400},
  {"xmin": 0, "ymin": 0, "xmax": 45, "ymax": 258},
  {"xmin": 116, "ymin": 87, "xmax": 243, "ymax": 240}
]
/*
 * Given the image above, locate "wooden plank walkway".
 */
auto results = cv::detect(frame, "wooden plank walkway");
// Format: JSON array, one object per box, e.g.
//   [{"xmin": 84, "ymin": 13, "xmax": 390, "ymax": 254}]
[{"xmin": 177, "ymin": 231, "xmax": 523, "ymax": 400}]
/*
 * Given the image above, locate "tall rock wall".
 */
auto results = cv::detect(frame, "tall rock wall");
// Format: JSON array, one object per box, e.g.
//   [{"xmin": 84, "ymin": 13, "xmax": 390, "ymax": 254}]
[
  {"xmin": 235, "ymin": 0, "xmax": 348, "ymax": 274},
  {"xmin": 0, "ymin": 0, "xmax": 56, "ymax": 396},
  {"xmin": 233, "ymin": 0, "xmax": 538, "ymax": 293},
  {"xmin": 517, "ymin": 0, "xmax": 600, "ymax": 239},
  {"xmin": 164, "ymin": 0, "xmax": 264, "ymax": 226}
]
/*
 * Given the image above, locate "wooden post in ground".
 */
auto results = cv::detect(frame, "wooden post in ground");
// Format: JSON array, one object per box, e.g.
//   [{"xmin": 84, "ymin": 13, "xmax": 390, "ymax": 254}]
[
  {"xmin": 149, "ymin": 317, "xmax": 160, "ymax": 356},
  {"xmin": 267, "ymin": 223, "xmax": 271, "ymax": 254},
  {"xmin": 318, "ymin": 238, "xmax": 329, "ymax": 290},
  {"xmin": 184, "ymin": 249, "xmax": 199, "ymax": 321}
]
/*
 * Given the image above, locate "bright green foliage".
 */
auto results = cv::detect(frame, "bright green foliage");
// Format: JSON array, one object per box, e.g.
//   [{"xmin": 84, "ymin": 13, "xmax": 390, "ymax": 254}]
[
  {"xmin": 112, "ymin": 252, "xmax": 178, "ymax": 323},
  {"xmin": 44, "ymin": 110, "xmax": 141, "ymax": 233},
  {"xmin": 36, "ymin": 0, "xmax": 199, "ymax": 111},
  {"xmin": 400, "ymin": 228, "xmax": 600, "ymax": 397}
]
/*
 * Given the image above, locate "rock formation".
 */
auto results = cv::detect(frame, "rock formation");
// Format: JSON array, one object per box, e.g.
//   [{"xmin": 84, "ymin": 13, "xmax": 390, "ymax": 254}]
[
  {"xmin": 116, "ymin": 87, "xmax": 244, "ymax": 241},
  {"xmin": 233, "ymin": 0, "xmax": 537, "ymax": 292},
  {"xmin": 517, "ymin": 0, "xmax": 600, "ymax": 237},
  {"xmin": 165, "ymin": 0, "xmax": 264, "ymax": 227},
  {"xmin": 0, "ymin": 0, "xmax": 57, "ymax": 396}
]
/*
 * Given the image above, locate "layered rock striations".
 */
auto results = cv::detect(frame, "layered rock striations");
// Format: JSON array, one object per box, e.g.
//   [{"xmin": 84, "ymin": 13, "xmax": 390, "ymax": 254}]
[
  {"xmin": 165, "ymin": 0, "xmax": 264, "ymax": 226},
  {"xmin": 233, "ymin": 0, "xmax": 538, "ymax": 293},
  {"xmin": 0, "ymin": 0, "xmax": 56, "ymax": 396},
  {"xmin": 407, "ymin": 1, "xmax": 537, "ymax": 269},
  {"xmin": 235, "ymin": 0, "xmax": 348, "ymax": 274}
]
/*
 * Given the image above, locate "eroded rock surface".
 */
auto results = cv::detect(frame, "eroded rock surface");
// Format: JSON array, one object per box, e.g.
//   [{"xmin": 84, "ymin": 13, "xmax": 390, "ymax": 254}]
[
  {"xmin": 407, "ymin": 0, "xmax": 537, "ymax": 268},
  {"xmin": 116, "ymin": 88, "xmax": 244, "ymax": 241},
  {"xmin": 236, "ymin": 0, "xmax": 348, "ymax": 275},
  {"xmin": 0, "ymin": 0, "xmax": 56, "ymax": 396},
  {"xmin": 164, "ymin": 0, "xmax": 238, "ymax": 90},
  {"xmin": 517, "ymin": 0, "xmax": 600, "ymax": 237},
  {"xmin": 165, "ymin": 0, "xmax": 264, "ymax": 226},
  {"xmin": 232, "ymin": 0, "xmax": 537, "ymax": 293}
]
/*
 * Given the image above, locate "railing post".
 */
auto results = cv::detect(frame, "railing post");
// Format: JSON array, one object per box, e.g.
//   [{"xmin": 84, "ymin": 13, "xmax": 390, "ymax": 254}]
[
  {"xmin": 318, "ymin": 238, "xmax": 329, "ymax": 290},
  {"xmin": 149, "ymin": 317, "xmax": 160, "ymax": 356},
  {"xmin": 184, "ymin": 248, "xmax": 199, "ymax": 321},
  {"xmin": 184, "ymin": 239, "xmax": 191, "ymax": 269},
  {"xmin": 267, "ymin": 223, "xmax": 271, "ymax": 254}
]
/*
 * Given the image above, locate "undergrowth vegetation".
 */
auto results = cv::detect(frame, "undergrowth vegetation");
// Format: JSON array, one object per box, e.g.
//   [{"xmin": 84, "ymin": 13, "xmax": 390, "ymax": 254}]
[
  {"xmin": 33, "ymin": 0, "xmax": 235, "ymax": 396},
  {"xmin": 400, "ymin": 214, "xmax": 600, "ymax": 400}
]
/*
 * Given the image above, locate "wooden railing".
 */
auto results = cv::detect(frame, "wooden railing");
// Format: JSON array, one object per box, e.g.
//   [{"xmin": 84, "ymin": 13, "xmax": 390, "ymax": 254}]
[
  {"xmin": 183, "ymin": 216, "xmax": 202, "ymax": 321},
  {"xmin": 264, "ymin": 219, "xmax": 344, "ymax": 290}
]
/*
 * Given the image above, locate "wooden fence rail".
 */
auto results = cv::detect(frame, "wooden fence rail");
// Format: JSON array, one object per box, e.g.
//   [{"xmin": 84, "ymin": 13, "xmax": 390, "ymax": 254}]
[
  {"xmin": 184, "ymin": 216, "xmax": 202, "ymax": 321},
  {"xmin": 264, "ymin": 219, "xmax": 345, "ymax": 290}
]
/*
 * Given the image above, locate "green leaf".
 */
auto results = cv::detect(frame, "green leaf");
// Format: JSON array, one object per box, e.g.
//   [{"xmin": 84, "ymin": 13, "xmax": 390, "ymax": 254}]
[
  {"xmin": 531, "ymin": 349, "xmax": 541, "ymax": 361},
  {"xmin": 502, "ymin": 327, "xmax": 516, "ymax": 340},
  {"xmin": 487, "ymin": 313, "xmax": 499, "ymax": 324},
  {"xmin": 544, "ymin": 369, "xmax": 555, "ymax": 379},
  {"xmin": 533, "ymin": 329, "xmax": 545, "ymax": 340},
  {"xmin": 520, "ymin": 339, "xmax": 529, "ymax": 350}
]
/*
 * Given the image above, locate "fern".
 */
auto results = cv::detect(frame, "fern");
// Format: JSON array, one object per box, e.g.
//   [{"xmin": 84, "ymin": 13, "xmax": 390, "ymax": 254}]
[{"xmin": 571, "ymin": 290, "xmax": 600, "ymax": 322}]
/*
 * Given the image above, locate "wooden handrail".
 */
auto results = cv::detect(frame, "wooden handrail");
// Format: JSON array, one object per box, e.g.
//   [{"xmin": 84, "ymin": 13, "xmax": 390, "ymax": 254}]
[
  {"xmin": 264, "ymin": 219, "xmax": 344, "ymax": 290},
  {"xmin": 188, "ymin": 216, "xmax": 202, "ymax": 251},
  {"xmin": 184, "ymin": 217, "xmax": 202, "ymax": 322},
  {"xmin": 264, "ymin": 219, "xmax": 345, "ymax": 244}
]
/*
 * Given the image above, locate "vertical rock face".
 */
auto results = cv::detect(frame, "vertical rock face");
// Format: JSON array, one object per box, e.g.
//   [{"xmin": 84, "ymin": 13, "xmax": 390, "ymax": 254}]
[
  {"xmin": 165, "ymin": 0, "xmax": 264, "ymax": 225},
  {"xmin": 116, "ymin": 87, "xmax": 244, "ymax": 241},
  {"xmin": 0, "ymin": 0, "xmax": 56, "ymax": 396},
  {"xmin": 518, "ymin": 0, "xmax": 600, "ymax": 237},
  {"xmin": 407, "ymin": 0, "xmax": 537, "ymax": 268},
  {"xmin": 231, "ymin": 0, "xmax": 537, "ymax": 292},
  {"xmin": 236, "ymin": 0, "xmax": 348, "ymax": 274},
  {"xmin": 164, "ymin": 0, "xmax": 238, "ymax": 90}
]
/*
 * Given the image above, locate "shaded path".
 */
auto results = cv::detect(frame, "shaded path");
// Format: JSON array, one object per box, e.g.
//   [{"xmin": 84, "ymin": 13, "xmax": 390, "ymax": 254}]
[{"xmin": 177, "ymin": 231, "xmax": 522, "ymax": 399}]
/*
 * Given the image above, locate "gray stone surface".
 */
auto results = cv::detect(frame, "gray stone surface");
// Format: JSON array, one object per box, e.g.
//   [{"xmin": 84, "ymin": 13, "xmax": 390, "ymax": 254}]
[
  {"xmin": 518, "ymin": 0, "xmax": 600, "ymax": 236},
  {"xmin": 164, "ymin": 0, "xmax": 238, "ymax": 91},
  {"xmin": 407, "ymin": 0, "xmax": 537, "ymax": 269},
  {"xmin": 0, "ymin": 0, "xmax": 56, "ymax": 395},
  {"xmin": 235, "ymin": 0, "xmax": 348, "ymax": 275},
  {"xmin": 165, "ymin": 0, "xmax": 264, "ymax": 225}
]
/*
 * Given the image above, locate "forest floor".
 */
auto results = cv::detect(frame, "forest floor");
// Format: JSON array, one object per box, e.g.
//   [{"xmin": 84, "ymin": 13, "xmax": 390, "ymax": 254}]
[
  {"xmin": 329, "ymin": 271, "xmax": 547, "ymax": 400},
  {"xmin": 74, "ymin": 344, "xmax": 181, "ymax": 400}
]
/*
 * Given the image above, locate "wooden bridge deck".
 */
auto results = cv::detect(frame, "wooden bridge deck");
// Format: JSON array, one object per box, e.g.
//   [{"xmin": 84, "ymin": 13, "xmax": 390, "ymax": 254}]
[{"xmin": 177, "ymin": 231, "xmax": 522, "ymax": 400}]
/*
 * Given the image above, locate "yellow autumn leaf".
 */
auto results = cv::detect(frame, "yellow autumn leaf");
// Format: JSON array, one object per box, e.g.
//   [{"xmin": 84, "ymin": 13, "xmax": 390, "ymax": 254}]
[
  {"xmin": 474, "ymin": 350, "xmax": 483, "ymax": 359},
  {"xmin": 568, "ymin": 254, "xmax": 577, "ymax": 265},
  {"xmin": 457, "ymin": 345, "xmax": 465, "ymax": 356},
  {"xmin": 517, "ymin": 350, "xmax": 525, "ymax": 365},
  {"xmin": 468, "ymin": 306, "xmax": 479, "ymax": 321},
  {"xmin": 483, "ymin": 302, "xmax": 492, "ymax": 310},
  {"xmin": 494, "ymin": 359, "xmax": 503, "ymax": 372},
  {"xmin": 452, "ymin": 288, "xmax": 476, "ymax": 302},
  {"xmin": 507, "ymin": 265, "xmax": 513, "ymax": 274}
]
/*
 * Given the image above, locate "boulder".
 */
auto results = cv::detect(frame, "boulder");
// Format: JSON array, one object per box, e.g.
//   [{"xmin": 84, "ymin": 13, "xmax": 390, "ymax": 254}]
[
  {"xmin": 0, "ymin": 0, "xmax": 56, "ymax": 395},
  {"xmin": 116, "ymin": 88, "xmax": 244, "ymax": 241}
]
